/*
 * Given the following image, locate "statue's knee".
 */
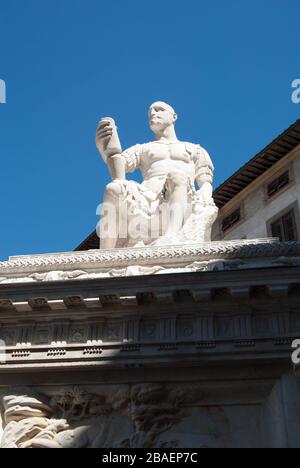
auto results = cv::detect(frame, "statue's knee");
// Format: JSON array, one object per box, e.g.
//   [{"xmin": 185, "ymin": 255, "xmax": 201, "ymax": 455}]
[
  {"xmin": 167, "ymin": 171, "xmax": 188, "ymax": 188},
  {"xmin": 105, "ymin": 181, "xmax": 123, "ymax": 198}
]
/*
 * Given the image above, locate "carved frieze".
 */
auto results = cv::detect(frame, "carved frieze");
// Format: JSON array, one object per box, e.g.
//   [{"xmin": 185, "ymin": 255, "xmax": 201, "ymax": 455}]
[
  {"xmin": 0, "ymin": 303, "xmax": 297, "ymax": 369},
  {"xmin": 0, "ymin": 239, "xmax": 300, "ymax": 284},
  {"xmin": 0, "ymin": 385, "xmax": 186, "ymax": 448}
]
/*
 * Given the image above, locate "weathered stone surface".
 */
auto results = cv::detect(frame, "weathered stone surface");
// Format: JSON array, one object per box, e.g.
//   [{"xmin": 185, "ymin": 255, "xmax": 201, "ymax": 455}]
[
  {"xmin": 1, "ymin": 240, "xmax": 300, "ymax": 447},
  {"xmin": 1, "ymin": 238, "xmax": 300, "ymax": 283},
  {"xmin": 1, "ymin": 373, "xmax": 300, "ymax": 448}
]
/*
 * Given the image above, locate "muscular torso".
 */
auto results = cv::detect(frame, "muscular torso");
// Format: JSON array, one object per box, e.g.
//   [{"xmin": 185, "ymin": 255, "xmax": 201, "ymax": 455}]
[
  {"xmin": 123, "ymin": 140, "xmax": 212, "ymax": 197},
  {"xmin": 139, "ymin": 141, "xmax": 195, "ymax": 183}
]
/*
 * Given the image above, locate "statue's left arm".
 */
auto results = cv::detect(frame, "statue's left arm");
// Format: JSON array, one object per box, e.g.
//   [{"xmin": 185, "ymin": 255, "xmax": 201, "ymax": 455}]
[{"xmin": 194, "ymin": 145, "xmax": 215, "ymax": 206}]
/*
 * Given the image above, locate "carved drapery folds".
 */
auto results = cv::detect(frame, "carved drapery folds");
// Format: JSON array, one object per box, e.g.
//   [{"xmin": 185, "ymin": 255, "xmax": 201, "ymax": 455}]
[{"xmin": 0, "ymin": 389, "xmax": 68, "ymax": 448}]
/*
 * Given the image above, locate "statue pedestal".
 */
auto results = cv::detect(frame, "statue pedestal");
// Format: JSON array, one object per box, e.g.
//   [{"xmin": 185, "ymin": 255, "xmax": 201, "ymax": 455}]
[
  {"xmin": 1, "ymin": 238, "xmax": 300, "ymax": 282},
  {"xmin": 1, "ymin": 239, "xmax": 300, "ymax": 447}
]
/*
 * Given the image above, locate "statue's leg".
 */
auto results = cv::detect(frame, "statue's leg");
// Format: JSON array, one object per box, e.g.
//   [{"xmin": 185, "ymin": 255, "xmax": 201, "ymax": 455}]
[
  {"xmin": 164, "ymin": 172, "xmax": 189, "ymax": 238},
  {"xmin": 98, "ymin": 182, "xmax": 125, "ymax": 249}
]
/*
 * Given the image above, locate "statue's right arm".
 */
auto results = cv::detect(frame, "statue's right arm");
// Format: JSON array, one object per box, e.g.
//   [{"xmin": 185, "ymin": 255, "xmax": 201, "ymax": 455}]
[
  {"xmin": 95, "ymin": 119, "xmax": 142, "ymax": 181},
  {"xmin": 104, "ymin": 144, "xmax": 142, "ymax": 181},
  {"xmin": 95, "ymin": 119, "xmax": 125, "ymax": 181},
  {"xmin": 122, "ymin": 144, "xmax": 142, "ymax": 174},
  {"xmin": 107, "ymin": 145, "xmax": 142, "ymax": 180},
  {"xmin": 106, "ymin": 153, "xmax": 126, "ymax": 181}
]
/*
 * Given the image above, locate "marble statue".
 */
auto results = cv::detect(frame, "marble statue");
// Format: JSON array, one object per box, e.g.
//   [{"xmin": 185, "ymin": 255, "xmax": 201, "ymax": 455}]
[{"xmin": 96, "ymin": 102, "xmax": 218, "ymax": 249}]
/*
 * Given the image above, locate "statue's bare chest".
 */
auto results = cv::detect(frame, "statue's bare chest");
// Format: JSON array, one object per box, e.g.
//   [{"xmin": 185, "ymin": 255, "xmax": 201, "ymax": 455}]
[{"xmin": 145, "ymin": 142, "xmax": 191, "ymax": 164}]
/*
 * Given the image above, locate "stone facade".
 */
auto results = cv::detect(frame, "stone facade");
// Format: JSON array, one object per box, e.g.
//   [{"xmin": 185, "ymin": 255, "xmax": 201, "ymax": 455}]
[
  {"xmin": 213, "ymin": 141, "xmax": 300, "ymax": 241},
  {"xmin": 1, "ymin": 240, "xmax": 300, "ymax": 448}
]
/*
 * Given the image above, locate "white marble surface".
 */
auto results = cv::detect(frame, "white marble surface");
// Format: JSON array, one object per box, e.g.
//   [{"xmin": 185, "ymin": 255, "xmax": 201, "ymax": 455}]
[
  {"xmin": 0, "ymin": 238, "xmax": 299, "ymax": 283},
  {"xmin": 96, "ymin": 102, "xmax": 218, "ymax": 248}
]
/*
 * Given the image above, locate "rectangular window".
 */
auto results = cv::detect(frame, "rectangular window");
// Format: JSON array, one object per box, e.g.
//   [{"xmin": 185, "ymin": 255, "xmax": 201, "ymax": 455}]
[
  {"xmin": 267, "ymin": 171, "xmax": 290, "ymax": 198},
  {"xmin": 222, "ymin": 208, "xmax": 241, "ymax": 233},
  {"xmin": 271, "ymin": 209, "xmax": 297, "ymax": 241}
]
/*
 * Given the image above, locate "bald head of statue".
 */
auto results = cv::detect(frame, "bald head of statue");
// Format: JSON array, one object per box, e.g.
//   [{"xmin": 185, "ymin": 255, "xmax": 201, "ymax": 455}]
[{"xmin": 148, "ymin": 101, "xmax": 178, "ymax": 134}]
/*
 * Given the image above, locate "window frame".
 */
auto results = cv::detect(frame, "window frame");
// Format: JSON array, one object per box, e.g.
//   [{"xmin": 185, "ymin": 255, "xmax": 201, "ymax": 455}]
[
  {"xmin": 267, "ymin": 171, "xmax": 290, "ymax": 198},
  {"xmin": 221, "ymin": 207, "xmax": 242, "ymax": 234},
  {"xmin": 264, "ymin": 164, "xmax": 295, "ymax": 204},
  {"xmin": 267, "ymin": 202, "xmax": 300, "ymax": 242}
]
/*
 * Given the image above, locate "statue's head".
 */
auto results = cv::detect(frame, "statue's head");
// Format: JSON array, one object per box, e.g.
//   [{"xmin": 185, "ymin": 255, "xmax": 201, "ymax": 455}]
[{"xmin": 148, "ymin": 102, "xmax": 177, "ymax": 133}]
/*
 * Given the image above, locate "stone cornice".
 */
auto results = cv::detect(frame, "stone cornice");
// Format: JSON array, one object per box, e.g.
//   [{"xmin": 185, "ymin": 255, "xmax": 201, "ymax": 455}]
[
  {"xmin": 0, "ymin": 258, "xmax": 299, "ymax": 378},
  {"xmin": 1, "ymin": 239, "xmax": 300, "ymax": 278}
]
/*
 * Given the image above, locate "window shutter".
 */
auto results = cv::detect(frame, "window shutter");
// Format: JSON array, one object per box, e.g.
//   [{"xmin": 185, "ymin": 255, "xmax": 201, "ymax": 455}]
[
  {"xmin": 271, "ymin": 209, "xmax": 297, "ymax": 242},
  {"xmin": 271, "ymin": 219, "xmax": 283, "ymax": 241},
  {"xmin": 222, "ymin": 209, "xmax": 241, "ymax": 233},
  {"xmin": 267, "ymin": 171, "xmax": 290, "ymax": 198},
  {"xmin": 282, "ymin": 210, "xmax": 297, "ymax": 241}
]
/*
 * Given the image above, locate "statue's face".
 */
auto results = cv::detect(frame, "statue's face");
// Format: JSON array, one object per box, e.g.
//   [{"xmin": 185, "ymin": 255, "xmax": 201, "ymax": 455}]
[{"xmin": 148, "ymin": 102, "xmax": 177, "ymax": 133}]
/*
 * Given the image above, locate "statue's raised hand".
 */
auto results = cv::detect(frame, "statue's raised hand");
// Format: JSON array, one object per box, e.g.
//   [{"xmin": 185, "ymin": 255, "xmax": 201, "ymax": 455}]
[{"xmin": 96, "ymin": 117, "xmax": 122, "ymax": 163}]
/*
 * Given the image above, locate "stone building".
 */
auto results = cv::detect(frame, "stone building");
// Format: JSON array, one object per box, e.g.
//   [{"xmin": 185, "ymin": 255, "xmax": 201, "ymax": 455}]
[
  {"xmin": 213, "ymin": 120, "xmax": 300, "ymax": 242},
  {"xmin": 0, "ymin": 119, "xmax": 300, "ymax": 448}
]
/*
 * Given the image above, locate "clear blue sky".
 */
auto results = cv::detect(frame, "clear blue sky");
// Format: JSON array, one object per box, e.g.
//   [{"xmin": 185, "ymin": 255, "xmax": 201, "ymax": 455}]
[{"xmin": 0, "ymin": 0, "xmax": 299, "ymax": 260}]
